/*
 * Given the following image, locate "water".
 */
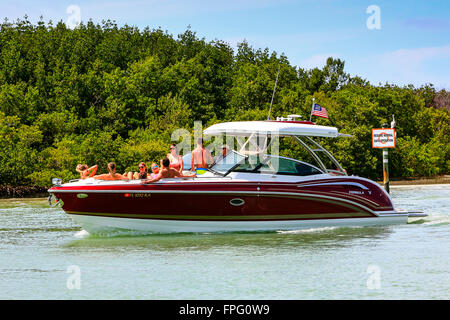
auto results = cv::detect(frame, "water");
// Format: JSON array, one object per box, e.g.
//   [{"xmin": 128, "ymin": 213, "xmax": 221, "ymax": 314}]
[{"xmin": 0, "ymin": 184, "xmax": 449, "ymax": 300}]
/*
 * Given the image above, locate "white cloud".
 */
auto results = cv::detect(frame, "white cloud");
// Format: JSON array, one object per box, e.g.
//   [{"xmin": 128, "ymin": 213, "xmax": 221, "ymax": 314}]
[
  {"xmin": 380, "ymin": 45, "xmax": 450, "ymax": 68},
  {"xmin": 376, "ymin": 45, "xmax": 450, "ymax": 89}
]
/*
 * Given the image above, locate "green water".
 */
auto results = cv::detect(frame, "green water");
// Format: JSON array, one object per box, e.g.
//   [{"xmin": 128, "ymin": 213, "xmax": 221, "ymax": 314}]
[{"xmin": 1, "ymin": 185, "xmax": 449, "ymax": 299}]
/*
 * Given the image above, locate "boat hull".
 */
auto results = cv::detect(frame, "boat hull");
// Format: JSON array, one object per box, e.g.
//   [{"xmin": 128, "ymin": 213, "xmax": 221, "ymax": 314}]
[{"xmin": 49, "ymin": 176, "xmax": 406, "ymax": 234}]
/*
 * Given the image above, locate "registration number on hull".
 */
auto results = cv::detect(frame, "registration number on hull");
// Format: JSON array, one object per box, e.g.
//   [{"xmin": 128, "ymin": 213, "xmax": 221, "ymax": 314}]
[{"xmin": 124, "ymin": 193, "xmax": 151, "ymax": 198}]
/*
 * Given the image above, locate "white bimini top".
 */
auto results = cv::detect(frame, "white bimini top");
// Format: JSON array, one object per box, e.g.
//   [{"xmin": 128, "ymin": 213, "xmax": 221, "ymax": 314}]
[{"xmin": 203, "ymin": 121, "xmax": 339, "ymax": 138}]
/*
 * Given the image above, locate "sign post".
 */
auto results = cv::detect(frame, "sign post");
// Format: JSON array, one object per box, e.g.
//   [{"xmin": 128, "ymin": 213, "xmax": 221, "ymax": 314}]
[
  {"xmin": 372, "ymin": 127, "xmax": 396, "ymax": 193},
  {"xmin": 382, "ymin": 148, "xmax": 390, "ymax": 193}
]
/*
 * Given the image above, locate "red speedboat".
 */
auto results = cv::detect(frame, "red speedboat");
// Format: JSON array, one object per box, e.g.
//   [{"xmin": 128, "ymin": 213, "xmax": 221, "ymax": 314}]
[{"xmin": 48, "ymin": 119, "xmax": 414, "ymax": 234}]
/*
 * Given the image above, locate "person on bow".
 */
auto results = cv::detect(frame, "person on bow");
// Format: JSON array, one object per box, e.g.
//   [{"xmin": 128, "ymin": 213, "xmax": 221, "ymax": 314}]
[
  {"xmin": 126, "ymin": 162, "xmax": 148, "ymax": 180},
  {"xmin": 94, "ymin": 162, "xmax": 128, "ymax": 180},
  {"xmin": 141, "ymin": 158, "xmax": 195, "ymax": 184},
  {"xmin": 75, "ymin": 164, "xmax": 98, "ymax": 179},
  {"xmin": 167, "ymin": 144, "xmax": 184, "ymax": 174}
]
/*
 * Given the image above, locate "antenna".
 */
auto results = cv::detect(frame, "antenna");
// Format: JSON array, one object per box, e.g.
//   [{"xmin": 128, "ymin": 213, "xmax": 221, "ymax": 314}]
[{"xmin": 267, "ymin": 65, "xmax": 280, "ymax": 120}]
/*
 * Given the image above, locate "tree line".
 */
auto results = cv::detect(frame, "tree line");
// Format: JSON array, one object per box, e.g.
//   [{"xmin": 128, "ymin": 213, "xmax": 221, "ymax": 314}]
[{"xmin": 0, "ymin": 17, "xmax": 448, "ymax": 187}]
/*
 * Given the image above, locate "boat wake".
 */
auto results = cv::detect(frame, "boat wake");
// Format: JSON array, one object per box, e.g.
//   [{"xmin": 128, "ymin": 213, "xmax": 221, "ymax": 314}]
[
  {"xmin": 74, "ymin": 230, "xmax": 90, "ymax": 238},
  {"xmin": 422, "ymin": 216, "xmax": 450, "ymax": 227},
  {"xmin": 277, "ymin": 226, "xmax": 338, "ymax": 234},
  {"xmin": 405, "ymin": 209, "xmax": 450, "ymax": 226},
  {"xmin": 73, "ymin": 228, "xmax": 180, "ymax": 238}
]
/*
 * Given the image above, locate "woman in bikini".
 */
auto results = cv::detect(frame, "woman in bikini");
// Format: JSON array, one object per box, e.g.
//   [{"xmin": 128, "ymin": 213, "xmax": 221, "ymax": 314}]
[
  {"xmin": 124, "ymin": 162, "xmax": 148, "ymax": 179},
  {"xmin": 167, "ymin": 144, "xmax": 184, "ymax": 173},
  {"xmin": 76, "ymin": 164, "xmax": 98, "ymax": 179}
]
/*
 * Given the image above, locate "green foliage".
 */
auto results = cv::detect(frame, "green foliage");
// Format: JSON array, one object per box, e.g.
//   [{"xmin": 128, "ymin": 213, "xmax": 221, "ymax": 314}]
[
  {"xmin": 0, "ymin": 111, "xmax": 43, "ymax": 185},
  {"xmin": 116, "ymin": 128, "xmax": 169, "ymax": 173},
  {"xmin": 0, "ymin": 19, "xmax": 448, "ymax": 187}
]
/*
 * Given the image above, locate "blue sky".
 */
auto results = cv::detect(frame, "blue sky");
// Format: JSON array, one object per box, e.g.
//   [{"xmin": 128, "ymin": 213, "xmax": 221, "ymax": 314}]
[{"xmin": 2, "ymin": 0, "xmax": 450, "ymax": 89}]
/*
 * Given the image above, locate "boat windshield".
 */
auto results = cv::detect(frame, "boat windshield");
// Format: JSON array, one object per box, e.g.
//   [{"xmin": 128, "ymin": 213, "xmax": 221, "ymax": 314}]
[
  {"xmin": 209, "ymin": 151, "xmax": 246, "ymax": 175},
  {"xmin": 233, "ymin": 155, "xmax": 323, "ymax": 176},
  {"xmin": 210, "ymin": 151, "xmax": 324, "ymax": 177}
]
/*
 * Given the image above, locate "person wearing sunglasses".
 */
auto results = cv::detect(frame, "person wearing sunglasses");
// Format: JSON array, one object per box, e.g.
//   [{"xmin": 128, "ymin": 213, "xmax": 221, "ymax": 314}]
[
  {"xmin": 150, "ymin": 163, "xmax": 160, "ymax": 179},
  {"xmin": 167, "ymin": 144, "xmax": 184, "ymax": 174},
  {"xmin": 135, "ymin": 162, "xmax": 148, "ymax": 179},
  {"xmin": 123, "ymin": 162, "xmax": 148, "ymax": 180}
]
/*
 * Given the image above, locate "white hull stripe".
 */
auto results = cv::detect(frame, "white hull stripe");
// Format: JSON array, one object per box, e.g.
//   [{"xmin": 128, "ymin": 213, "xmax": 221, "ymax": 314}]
[
  {"xmin": 297, "ymin": 182, "xmax": 370, "ymax": 190},
  {"xmin": 67, "ymin": 214, "xmax": 408, "ymax": 234}
]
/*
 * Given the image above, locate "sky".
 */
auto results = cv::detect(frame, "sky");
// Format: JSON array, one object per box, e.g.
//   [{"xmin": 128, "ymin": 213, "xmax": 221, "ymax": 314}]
[{"xmin": 2, "ymin": 0, "xmax": 450, "ymax": 89}]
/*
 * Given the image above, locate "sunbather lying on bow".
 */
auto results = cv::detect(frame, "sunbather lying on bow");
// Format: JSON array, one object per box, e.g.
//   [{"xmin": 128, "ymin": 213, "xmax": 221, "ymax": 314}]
[
  {"xmin": 76, "ymin": 164, "xmax": 98, "ymax": 179},
  {"xmin": 94, "ymin": 162, "xmax": 129, "ymax": 180}
]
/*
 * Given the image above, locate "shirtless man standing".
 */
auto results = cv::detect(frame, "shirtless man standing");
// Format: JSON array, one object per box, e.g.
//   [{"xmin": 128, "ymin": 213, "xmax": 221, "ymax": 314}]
[
  {"xmin": 190, "ymin": 138, "xmax": 213, "ymax": 174},
  {"xmin": 141, "ymin": 158, "xmax": 195, "ymax": 184}
]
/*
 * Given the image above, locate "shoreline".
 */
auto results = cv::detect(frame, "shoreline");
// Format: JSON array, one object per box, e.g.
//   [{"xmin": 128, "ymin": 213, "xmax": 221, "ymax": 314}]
[
  {"xmin": 1, "ymin": 175, "xmax": 448, "ymax": 199},
  {"xmin": 0, "ymin": 185, "xmax": 48, "ymax": 199},
  {"xmin": 376, "ymin": 175, "xmax": 450, "ymax": 186}
]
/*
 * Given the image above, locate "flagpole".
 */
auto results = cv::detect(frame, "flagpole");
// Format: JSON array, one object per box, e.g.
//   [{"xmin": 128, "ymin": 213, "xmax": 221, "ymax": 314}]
[{"xmin": 309, "ymin": 97, "xmax": 315, "ymax": 122}]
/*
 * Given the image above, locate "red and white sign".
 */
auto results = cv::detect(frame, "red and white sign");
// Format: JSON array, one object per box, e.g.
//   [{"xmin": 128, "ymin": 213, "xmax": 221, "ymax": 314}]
[{"xmin": 372, "ymin": 128, "xmax": 396, "ymax": 148}]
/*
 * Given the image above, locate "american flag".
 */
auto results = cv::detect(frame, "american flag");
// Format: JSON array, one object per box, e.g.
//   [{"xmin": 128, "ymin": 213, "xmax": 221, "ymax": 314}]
[{"xmin": 311, "ymin": 104, "xmax": 328, "ymax": 119}]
